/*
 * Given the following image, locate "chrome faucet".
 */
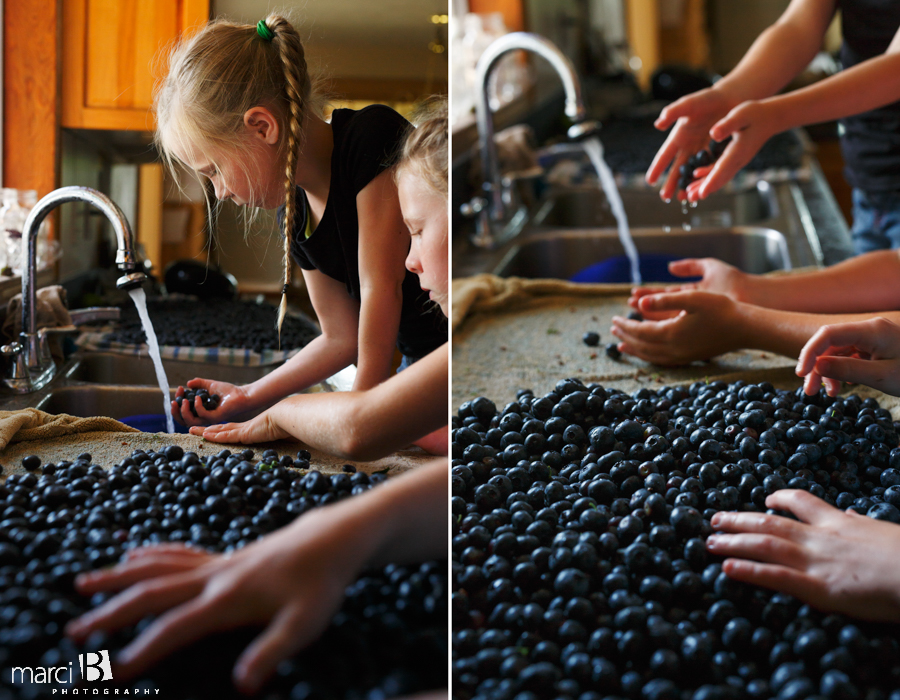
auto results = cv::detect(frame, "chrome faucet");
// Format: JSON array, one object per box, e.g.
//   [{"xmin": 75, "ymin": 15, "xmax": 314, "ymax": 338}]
[
  {"xmin": 466, "ymin": 32, "xmax": 599, "ymax": 248},
  {"xmin": 1, "ymin": 186, "xmax": 148, "ymax": 393}
]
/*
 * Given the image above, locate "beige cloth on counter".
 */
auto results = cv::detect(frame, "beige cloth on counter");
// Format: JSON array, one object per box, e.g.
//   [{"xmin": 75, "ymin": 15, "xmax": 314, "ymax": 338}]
[
  {"xmin": 0, "ymin": 408, "xmax": 138, "ymax": 451},
  {"xmin": 2, "ymin": 285, "xmax": 72, "ymax": 341},
  {"xmin": 452, "ymin": 274, "xmax": 629, "ymax": 332}
]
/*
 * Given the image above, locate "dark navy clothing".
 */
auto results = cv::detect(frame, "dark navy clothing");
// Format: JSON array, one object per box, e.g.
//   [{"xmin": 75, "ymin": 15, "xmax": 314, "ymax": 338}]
[
  {"xmin": 281, "ymin": 105, "xmax": 446, "ymax": 360},
  {"xmin": 837, "ymin": 0, "xmax": 900, "ymax": 193}
]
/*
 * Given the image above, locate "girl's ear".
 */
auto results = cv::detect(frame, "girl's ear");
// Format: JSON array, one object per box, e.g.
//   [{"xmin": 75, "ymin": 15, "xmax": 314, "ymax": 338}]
[{"xmin": 243, "ymin": 107, "xmax": 280, "ymax": 145}]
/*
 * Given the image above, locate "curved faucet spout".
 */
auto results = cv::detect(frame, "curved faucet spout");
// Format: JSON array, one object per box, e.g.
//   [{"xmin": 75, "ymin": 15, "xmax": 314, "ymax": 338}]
[
  {"xmin": 474, "ymin": 32, "xmax": 588, "ymax": 227},
  {"xmin": 21, "ymin": 186, "xmax": 146, "ymax": 338}
]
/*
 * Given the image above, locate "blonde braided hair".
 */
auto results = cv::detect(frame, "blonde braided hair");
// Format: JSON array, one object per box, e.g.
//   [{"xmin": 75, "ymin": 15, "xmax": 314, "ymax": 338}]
[{"xmin": 264, "ymin": 15, "xmax": 311, "ymax": 338}]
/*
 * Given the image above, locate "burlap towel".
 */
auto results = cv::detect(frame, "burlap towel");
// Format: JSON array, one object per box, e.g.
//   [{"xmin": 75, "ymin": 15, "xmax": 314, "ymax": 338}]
[
  {"xmin": 0, "ymin": 409, "xmax": 138, "ymax": 451},
  {"xmin": 3, "ymin": 285, "xmax": 72, "ymax": 341},
  {"xmin": 452, "ymin": 274, "xmax": 629, "ymax": 332}
]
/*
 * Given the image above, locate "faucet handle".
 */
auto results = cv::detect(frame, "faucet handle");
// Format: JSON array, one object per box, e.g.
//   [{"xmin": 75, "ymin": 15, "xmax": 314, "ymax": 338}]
[
  {"xmin": 1, "ymin": 341, "xmax": 28, "ymax": 382},
  {"xmin": 567, "ymin": 121, "xmax": 602, "ymax": 142},
  {"xmin": 460, "ymin": 197, "xmax": 487, "ymax": 218}
]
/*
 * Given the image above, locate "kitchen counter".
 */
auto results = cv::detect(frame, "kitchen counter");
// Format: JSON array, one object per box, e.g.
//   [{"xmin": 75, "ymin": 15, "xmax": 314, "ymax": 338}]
[
  {"xmin": 0, "ymin": 353, "xmax": 434, "ymax": 477},
  {"xmin": 451, "ymin": 276, "xmax": 900, "ymax": 418}
]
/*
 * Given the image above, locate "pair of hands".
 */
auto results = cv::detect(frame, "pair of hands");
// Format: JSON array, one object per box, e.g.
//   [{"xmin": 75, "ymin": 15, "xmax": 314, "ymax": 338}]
[
  {"xmin": 708, "ymin": 489, "xmax": 900, "ymax": 622},
  {"xmin": 648, "ymin": 86, "xmax": 779, "ymax": 202},
  {"xmin": 614, "ymin": 258, "xmax": 900, "ymax": 400},
  {"xmin": 610, "ymin": 257, "xmax": 751, "ymax": 366},
  {"xmin": 170, "ymin": 379, "xmax": 250, "ymax": 428},
  {"xmin": 66, "ymin": 503, "xmax": 361, "ymax": 694}
]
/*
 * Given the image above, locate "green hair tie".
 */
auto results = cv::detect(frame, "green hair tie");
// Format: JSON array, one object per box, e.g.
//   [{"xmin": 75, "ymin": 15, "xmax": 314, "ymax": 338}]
[{"xmin": 257, "ymin": 20, "xmax": 274, "ymax": 42}]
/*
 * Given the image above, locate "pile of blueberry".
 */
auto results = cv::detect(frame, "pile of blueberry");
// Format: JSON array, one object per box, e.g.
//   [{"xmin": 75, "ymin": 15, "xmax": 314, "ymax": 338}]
[
  {"xmin": 107, "ymin": 298, "xmax": 319, "ymax": 353},
  {"xmin": 175, "ymin": 387, "xmax": 221, "ymax": 417},
  {"xmin": 0, "ymin": 446, "xmax": 446, "ymax": 698},
  {"xmin": 452, "ymin": 378, "xmax": 900, "ymax": 699}
]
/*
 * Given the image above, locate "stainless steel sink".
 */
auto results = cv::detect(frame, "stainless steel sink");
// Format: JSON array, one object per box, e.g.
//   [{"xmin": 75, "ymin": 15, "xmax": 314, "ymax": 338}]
[
  {"xmin": 36, "ymin": 385, "xmax": 177, "ymax": 419},
  {"xmin": 65, "ymin": 353, "xmax": 278, "ymax": 387},
  {"xmin": 494, "ymin": 226, "xmax": 791, "ymax": 280},
  {"xmin": 533, "ymin": 183, "xmax": 777, "ymax": 229},
  {"xmin": 453, "ymin": 179, "xmax": 824, "ymax": 280}
]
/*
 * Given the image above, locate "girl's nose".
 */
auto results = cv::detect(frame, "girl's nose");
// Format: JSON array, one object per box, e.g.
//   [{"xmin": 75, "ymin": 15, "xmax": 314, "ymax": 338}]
[
  {"xmin": 213, "ymin": 181, "xmax": 230, "ymax": 201},
  {"xmin": 405, "ymin": 251, "xmax": 422, "ymax": 274}
]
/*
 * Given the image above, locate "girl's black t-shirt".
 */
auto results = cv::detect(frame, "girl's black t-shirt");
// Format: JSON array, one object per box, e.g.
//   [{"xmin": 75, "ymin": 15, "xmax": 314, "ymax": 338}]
[
  {"xmin": 281, "ymin": 105, "xmax": 446, "ymax": 360},
  {"xmin": 837, "ymin": 0, "xmax": 900, "ymax": 192}
]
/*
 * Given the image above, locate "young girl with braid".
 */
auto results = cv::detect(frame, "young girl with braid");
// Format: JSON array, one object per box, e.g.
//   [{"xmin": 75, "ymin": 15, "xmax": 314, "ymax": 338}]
[
  {"xmin": 158, "ymin": 15, "xmax": 446, "ymax": 447},
  {"xmin": 65, "ymin": 99, "xmax": 451, "ymax": 698}
]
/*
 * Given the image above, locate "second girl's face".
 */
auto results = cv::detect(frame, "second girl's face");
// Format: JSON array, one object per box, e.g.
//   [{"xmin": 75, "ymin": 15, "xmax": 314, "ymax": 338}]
[
  {"xmin": 398, "ymin": 171, "xmax": 448, "ymax": 318},
  {"xmin": 171, "ymin": 131, "xmax": 284, "ymax": 210}
]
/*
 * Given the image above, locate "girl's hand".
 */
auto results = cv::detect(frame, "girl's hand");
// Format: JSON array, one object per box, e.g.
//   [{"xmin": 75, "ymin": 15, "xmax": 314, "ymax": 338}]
[
  {"xmin": 685, "ymin": 99, "xmax": 780, "ymax": 201},
  {"xmin": 796, "ymin": 317, "xmax": 900, "ymax": 398},
  {"xmin": 611, "ymin": 290, "xmax": 741, "ymax": 365},
  {"xmin": 171, "ymin": 379, "xmax": 252, "ymax": 428},
  {"xmin": 707, "ymin": 490, "xmax": 900, "ymax": 623},
  {"xmin": 628, "ymin": 258, "xmax": 752, "ymax": 318},
  {"xmin": 66, "ymin": 507, "xmax": 361, "ymax": 694},
  {"xmin": 412, "ymin": 425, "xmax": 449, "ymax": 456},
  {"xmin": 189, "ymin": 410, "xmax": 290, "ymax": 444},
  {"xmin": 646, "ymin": 87, "xmax": 738, "ymax": 201}
]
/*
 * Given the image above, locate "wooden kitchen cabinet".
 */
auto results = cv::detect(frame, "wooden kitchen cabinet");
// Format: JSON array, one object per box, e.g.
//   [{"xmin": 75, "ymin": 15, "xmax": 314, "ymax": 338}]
[{"xmin": 61, "ymin": 0, "xmax": 209, "ymax": 130}]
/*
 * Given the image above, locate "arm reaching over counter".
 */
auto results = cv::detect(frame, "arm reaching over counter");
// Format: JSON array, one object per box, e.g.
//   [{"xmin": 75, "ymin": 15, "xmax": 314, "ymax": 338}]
[
  {"xmin": 191, "ymin": 343, "xmax": 448, "ymax": 460},
  {"xmin": 66, "ymin": 459, "xmax": 448, "ymax": 694},
  {"xmin": 612, "ymin": 289, "xmax": 900, "ymax": 366}
]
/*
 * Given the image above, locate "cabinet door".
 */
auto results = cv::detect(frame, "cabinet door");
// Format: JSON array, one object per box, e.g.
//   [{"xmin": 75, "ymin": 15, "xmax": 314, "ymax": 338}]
[{"xmin": 62, "ymin": 0, "xmax": 209, "ymax": 130}]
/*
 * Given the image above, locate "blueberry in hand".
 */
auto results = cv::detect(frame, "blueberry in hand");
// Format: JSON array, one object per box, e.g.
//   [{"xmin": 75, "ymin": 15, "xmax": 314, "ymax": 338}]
[{"xmin": 605, "ymin": 343, "xmax": 622, "ymax": 360}]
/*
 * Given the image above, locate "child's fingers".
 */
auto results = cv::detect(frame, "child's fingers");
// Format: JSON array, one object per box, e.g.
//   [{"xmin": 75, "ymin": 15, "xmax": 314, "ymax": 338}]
[
  {"xmin": 196, "ymin": 424, "xmax": 242, "ymax": 443},
  {"xmin": 812, "ymin": 355, "xmax": 893, "ymax": 394},
  {"xmin": 721, "ymin": 558, "xmax": 822, "ymax": 602},
  {"xmin": 667, "ymin": 259, "xmax": 704, "ymax": 279},
  {"xmin": 686, "ymin": 179, "xmax": 704, "ymax": 202},
  {"xmin": 709, "ymin": 510, "xmax": 804, "ymax": 541},
  {"xmin": 637, "ymin": 290, "xmax": 704, "ymax": 315},
  {"xmin": 697, "ymin": 148, "xmax": 742, "ymax": 200},
  {"xmin": 113, "ymin": 593, "xmax": 227, "ymax": 682},
  {"xmin": 67, "ymin": 573, "xmax": 205, "ymax": 642},
  {"xmin": 234, "ymin": 606, "xmax": 316, "ymax": 695},
  {"xmin": 764, "ymin": 489, "xmax": 839, "ymax": 526},
  {"xmin": 706, "ymin": 533, "xmax": 806, "ymax": 569},
  {"xmin": 823, "ymin": 376, "xmax": 842, "ymax": 397},
  {"xmin": 646, "ymin": 137, "xmax": 681, "ymax": 186},
  {"xmin": 75, "ymin": 554, "xmax": 208, "ymax": 594},
  {"xmin": 709, "ymin": 108, "xmax": 749, "ymax": 142},
  {"xmin": 801, "ymin": 369, "xmax": 824, "ymax": 397}
]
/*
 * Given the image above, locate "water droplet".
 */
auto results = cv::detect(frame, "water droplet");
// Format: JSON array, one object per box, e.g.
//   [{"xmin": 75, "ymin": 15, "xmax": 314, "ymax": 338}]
[
  {"xmin": 662, "ymin": 225, "xmax": 671, "ymax": 233},
  {"xmin": 690, "ymin": 200, "xmax": 699, "ymax": 209},
  {"xmin": 682, "ymin": 223, "xmax": 692, "ymax": 231},
  {"xmin": 663, "ymin": 198, "xmax": 672, "ymax": 205},
  {"xmin": 681, "ymin": 202, "xmax": 689, "ymax": 216}
]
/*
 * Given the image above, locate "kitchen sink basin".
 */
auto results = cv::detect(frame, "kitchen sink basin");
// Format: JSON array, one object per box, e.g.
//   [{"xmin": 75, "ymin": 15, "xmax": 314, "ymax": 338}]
[
  {"xmin": 65, "ymin": 353, "xmax": 278, "ymax": 387},
  {"xmin": 36, "ymin": 385, "xmax": 177, "ymax": 419},
  {"xmin": 533, "ymin": 183, "xmax": 777, "ymax": 229},
  {"xmin": 494, "ymin": 226, "xmax": 791, "ymax": 280}
]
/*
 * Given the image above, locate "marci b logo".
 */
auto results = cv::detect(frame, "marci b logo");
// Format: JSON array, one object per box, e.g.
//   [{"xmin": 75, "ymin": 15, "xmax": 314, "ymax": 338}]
[{"xmin": 78, "ymin": 650, "xmax": 113, "ymax": 682}]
